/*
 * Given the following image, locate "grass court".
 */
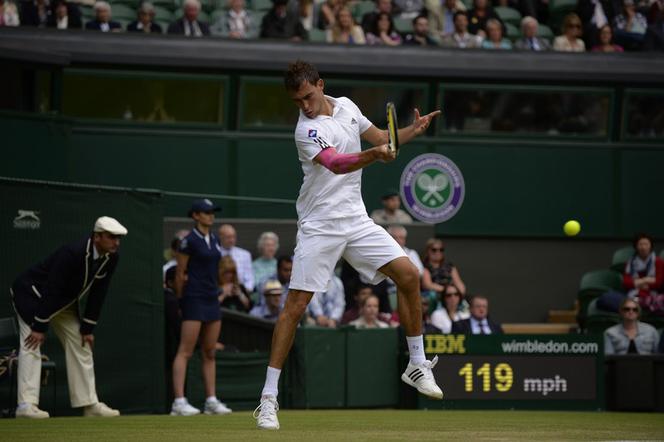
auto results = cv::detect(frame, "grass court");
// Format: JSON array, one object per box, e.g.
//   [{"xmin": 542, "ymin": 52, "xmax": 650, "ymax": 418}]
[{"xmin": 2, "ymin": 409, "xmax": 663, "ymax": 441}]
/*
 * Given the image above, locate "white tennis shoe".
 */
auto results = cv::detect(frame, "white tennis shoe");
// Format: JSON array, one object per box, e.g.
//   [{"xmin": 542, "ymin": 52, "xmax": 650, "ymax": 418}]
[
  {"xmin": 204, "ymin": 398, "xmax": 232, "ymax": 415},
  {"xmin": 170, "ymin": 399, "xmax": 201, "ymax": 416},
  {"xmin": 15, "ymin": 404, "xmax": 49, "ymax": 419},
  {"xmin": 253, "ymin": 395, "xmax": 279, "ymax": 430},
  {"xmin": 401, "ymin": 355, "xmax": 444, "ymax": 399}
]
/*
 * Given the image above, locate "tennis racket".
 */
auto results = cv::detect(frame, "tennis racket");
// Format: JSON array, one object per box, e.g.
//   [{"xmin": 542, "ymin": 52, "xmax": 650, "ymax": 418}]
[{"xmin": 386, "ymin": 102, "xmax": 399, "ymax": 155}]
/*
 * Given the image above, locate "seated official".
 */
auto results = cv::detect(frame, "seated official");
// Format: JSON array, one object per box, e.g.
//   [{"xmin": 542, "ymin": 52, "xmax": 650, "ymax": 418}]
[
  {"xmin": 452, "ymin": 295, "xmax": 503, "ymax": 334},
  {"xmin": 604, "ymin": 298, "xmax": 660, "ymax": 355}
]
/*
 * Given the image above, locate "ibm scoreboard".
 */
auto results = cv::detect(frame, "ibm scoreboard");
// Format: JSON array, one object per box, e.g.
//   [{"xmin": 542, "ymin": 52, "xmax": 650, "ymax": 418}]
[{"xmin": 421, "ymin": 334, "xmax": 603, "ymax": 409}]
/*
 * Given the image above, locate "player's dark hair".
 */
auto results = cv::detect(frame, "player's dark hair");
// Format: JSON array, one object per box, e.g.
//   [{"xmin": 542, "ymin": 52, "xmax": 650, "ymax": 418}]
[
  {"xmin": 632, "ymin": 232, "xmax": 653, "ymax": 251},
  {"xmin": 284, "ymin": 60, "xmax": 320, "ymax": 92}
]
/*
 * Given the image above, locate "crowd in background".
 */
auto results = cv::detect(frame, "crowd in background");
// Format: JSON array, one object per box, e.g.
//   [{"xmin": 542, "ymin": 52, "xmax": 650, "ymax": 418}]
[{"xmin": 1, "ymin": 0, "xmax": 663, "ymax": 51}]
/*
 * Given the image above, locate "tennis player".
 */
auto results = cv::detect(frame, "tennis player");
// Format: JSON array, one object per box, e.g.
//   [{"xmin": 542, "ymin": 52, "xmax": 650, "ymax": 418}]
[{"xmin": 253, "ymin": 60, "xmax": 442, "ymax": 430}]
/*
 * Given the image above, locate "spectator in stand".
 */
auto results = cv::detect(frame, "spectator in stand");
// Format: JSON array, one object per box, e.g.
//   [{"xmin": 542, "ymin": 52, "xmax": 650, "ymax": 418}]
[
  {"xmin": 604, "ymin": 298, "xmax": 660, "ymax": 354},
  {"xmin": 426, "ymin": 0, "xmax": 466, "ymax": 38},
  {"xmin": 403, "ymin": 14, "xmax": 438, "ymax": 45},
  {"xmin": 466, "ymin": 0, "xmax": 501, "ymax": 37},
  {"xmin": 252, "ymin": 231, "xmax": 279, "ymax": 289},
  {"xmin": 361, "ymin": 0, "xmax": 393, "ymax": 33},
  {"xmin": 387, "ymin": 225, "xmax": 424, "ymax": 276},
  {"xmin": 366, "ymin": 11, "xmax": 402, "ymax": 44},
  {"xmin": 553, "ymin": 13, "xmax": 586, "ymax": 51},
  {"xmin": 643, "ymin": 8, "xmax": 664, "ymax": 50},
  {"xmin": 481, "ymin": 17, "xmax": 511, "ymax": 48},
  {"xmin": 47, "ymin": 0, "xmax": 82, "ymax": 29},
  {"xmin": 451, "ymin": 295, "xmax": 503, "ymax": 334},
  {"xmin": 591, "ymin": 24, "xmax": 624, "ymax": 51},
  {"xmin": 350, "ymin": 294, "xmax": 389, "ymax": 328},
  {"xmin": 370, "ymin": 189, "xmax": 413, "ymax": 225},
  {"xmin": 218, "ymin": 256, "xmax": 252, "ymax": 312},
  {"xmin": 20, "ymin": 0, "xmax": 50, "ymax": 27},
  {"xmin": 307, "ymin": 273, "xmax": 346, "ymax": 327},
  {"xmin": 164, "ymin": 230, "xmax": 190, "ymax": 282},
  {"xmin": 514, "ymin": 16, "xmax": 551, "ymax": 50},
  {"xmin": 168, "ymin": 0, "xmax": 210, "ymax": 37},
  {"xmin": 341, "ymin": 284, "xmax": 374, "ymax": 324},
  {"xmin": 249, "ymin": 279, "xmax": 284, "ymax": 321},
  {"xmin": 390, "ymin": 292, "xmax": 440, "ymax": 332},
  {"xmin": 85, "ymin": 1, "xmax": 121, "ymax": 32},
  {"xmin": 614, "ymin": 0, "xmax": 648, "ymax": 49},
  {"xmin": 218, "ymin": 224, "xmax": 255, "ymax": 293},
  {"xmin": 318, "ymin": 0, "xmax": 345, "ymax": 29},
  {"xmin": 421, "ymin": 237, "xmax": 466, "ymax": 298},
  {"xmin": 623, "ymin": 233, "xmax": 664, "ymax": 315},
  {"xmin": 326, "ymin": 7, "xmax": 366, "ymax": 43},
  {"xmin": 171, "ymin": 199, "xmax": 231, "ymax": 416},
  {"xmin": 1, "ymin": 0, "xmax": 20, "ymax": 26},
  {"xmin": 210, "ymin": 0, "xmax": 258, "ymax": 38},
  {"xmin": 260, "ymin": 0, "xmax": 307, "ymax": 40},
  {"xmin": 127, "ymin": 2, "xmax": 163, "ymax": 33},
  {"xmin": 441, "ymin": 11, "xmax": 483, "ymax": 47},
  {"xmin": 430, "ymin": 284, "xmax": 470, "ymax": 334},
  {"xmin": 394, "ymin": 0, "xmax": 424, "ymax": 20},
  {"xmin": 576, "ymin": 0, "xmax": 615, "ymax": 48},
  {"xmin": 257, "ymin": 255, "xmax": 293, "ymax": 306},
  {"xmin": 290, "ymin": 0, "xmax": 315, "ymax": 32}
]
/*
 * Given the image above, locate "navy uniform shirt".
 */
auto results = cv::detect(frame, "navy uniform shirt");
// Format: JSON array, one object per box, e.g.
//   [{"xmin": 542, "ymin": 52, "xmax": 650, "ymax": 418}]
[{"xmin": 179, "ymin": 228, "xmax": 222, "ymax": 298}]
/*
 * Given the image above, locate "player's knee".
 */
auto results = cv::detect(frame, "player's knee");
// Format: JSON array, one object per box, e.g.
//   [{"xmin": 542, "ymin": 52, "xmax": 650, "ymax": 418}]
[{"xmin": 396, "ymin": 264, "xmax": 420, "ymax": 291}]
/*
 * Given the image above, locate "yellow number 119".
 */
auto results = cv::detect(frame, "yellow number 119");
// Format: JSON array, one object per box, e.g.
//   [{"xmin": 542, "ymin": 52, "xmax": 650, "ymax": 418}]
[{"xmin": 458, "ymin": 362, "xmax": 513, "ymax": 392}]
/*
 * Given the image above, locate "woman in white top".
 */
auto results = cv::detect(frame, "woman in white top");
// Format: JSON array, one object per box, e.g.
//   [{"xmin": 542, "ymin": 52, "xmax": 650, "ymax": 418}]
[
  {"xmin": 326, "ymin": 7, "xmax": 366, "ymax": 44},
  {"xmin": 430, "ymin": 284, "xmax": 470, "ymax": 333},
  {"xmin": 350, "ymin": 295, "xmax": 389, "ymax": 329},
  {"xmin": 553, "ymin": 12, "xmax": 586, "ymax": 52}
]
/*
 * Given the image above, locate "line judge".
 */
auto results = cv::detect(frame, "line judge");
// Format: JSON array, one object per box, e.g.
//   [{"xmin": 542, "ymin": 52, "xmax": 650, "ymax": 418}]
[{"xmin": 10, "ymin": 216, "xmax": 127, "ymax": 418}]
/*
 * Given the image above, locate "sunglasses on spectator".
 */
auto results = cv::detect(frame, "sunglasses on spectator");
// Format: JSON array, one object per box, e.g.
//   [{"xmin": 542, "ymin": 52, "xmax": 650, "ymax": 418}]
[
  {"xmin": 621, "ymin": 307, "xmax": 638, "ymax": 312},
  {"xmin": 430, "ymin": 247, "xmax": 445, "ymax": 252}
]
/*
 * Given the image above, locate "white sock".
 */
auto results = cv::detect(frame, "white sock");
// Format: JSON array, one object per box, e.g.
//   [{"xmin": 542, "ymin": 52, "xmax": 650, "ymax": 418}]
[
  {"xmin": 174, "ymin": 397, "xmax": 187, "ymax": 406},
  {"xmin": 261, "ymin": 366, "xmax": 281, "ymax": 397},
  {"xmin": 206, "ymin": 396, "xmax": 217, "ymax": 403},
  {"xmin": 406, "ymin": 335, "xmax": 426, "ymax": 365}
]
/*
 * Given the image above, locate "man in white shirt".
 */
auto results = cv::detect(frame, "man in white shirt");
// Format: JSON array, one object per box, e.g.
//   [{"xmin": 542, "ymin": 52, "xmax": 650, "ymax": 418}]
[
  {"xmin": 387, "ymin": 225, "xmax": 424, "ymax": 275},
  {"xmin": 218, "ymin": 224, "xmax": 255, "ymax": 293},
  {"xmin": 307, "ymin": 274, "xmax": 346, "ymax": 327},
  {"xmin": 254, "ymin": 60, "xmax": 443, "ymax": 431}
]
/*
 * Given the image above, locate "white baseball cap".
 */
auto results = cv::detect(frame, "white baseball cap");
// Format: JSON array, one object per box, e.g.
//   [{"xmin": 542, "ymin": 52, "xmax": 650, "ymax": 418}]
[{"xmin": 93, "ymin": 216, "xmax": 128, "ymax": 236}]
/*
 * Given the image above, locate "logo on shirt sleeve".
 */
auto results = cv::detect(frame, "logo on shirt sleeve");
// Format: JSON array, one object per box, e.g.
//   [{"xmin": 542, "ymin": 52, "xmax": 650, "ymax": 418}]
[
  {"xmin": 351, "ymin": 118, "xmax": 357, "ymax": 125},
  {"xmin": 308, "ymin": 129, "xmax": 317, "ymax": 138}
]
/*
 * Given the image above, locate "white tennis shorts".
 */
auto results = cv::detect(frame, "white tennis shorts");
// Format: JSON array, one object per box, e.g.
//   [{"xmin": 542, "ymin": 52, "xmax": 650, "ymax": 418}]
[{"xmin": 289, "ymin": 215, "xmax": 406, "ymax": 293}]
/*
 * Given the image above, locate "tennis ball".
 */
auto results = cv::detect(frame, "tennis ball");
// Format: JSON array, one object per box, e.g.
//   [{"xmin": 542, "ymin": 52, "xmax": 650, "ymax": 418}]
[{"xmin": 563, "ymin": 220, "xmax": 581, "ymax": 236}]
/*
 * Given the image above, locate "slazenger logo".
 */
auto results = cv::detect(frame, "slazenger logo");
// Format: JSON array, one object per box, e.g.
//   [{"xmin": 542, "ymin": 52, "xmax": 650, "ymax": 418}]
[
  {"xmin": 13, "ymin": 210, "xmax": 41, "ymax": 230},
  {"xmin": 400, "ymin": 153, "xmax": 465, "ymax": 224}
]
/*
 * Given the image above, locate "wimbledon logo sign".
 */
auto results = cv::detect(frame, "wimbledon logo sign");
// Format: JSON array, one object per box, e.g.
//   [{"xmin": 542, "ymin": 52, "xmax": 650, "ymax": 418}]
[{"xmin": 400, "ymin": 153, "xmax": 465, "ymax": 224}]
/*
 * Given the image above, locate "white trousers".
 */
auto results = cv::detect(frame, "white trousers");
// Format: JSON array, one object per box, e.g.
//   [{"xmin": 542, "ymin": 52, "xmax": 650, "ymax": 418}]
[{"xmin": 17, "ymin": 305, "xmax": 99, "ymax": 408}]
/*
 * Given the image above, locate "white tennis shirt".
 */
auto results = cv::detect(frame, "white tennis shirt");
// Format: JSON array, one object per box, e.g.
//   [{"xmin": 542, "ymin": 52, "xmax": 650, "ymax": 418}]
[{"xmin": 294, "ymin": 96, "xmax": 373, "ymax": 223}]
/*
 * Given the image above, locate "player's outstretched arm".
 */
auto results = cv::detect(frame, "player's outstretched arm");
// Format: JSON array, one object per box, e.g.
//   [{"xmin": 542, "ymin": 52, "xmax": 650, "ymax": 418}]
[
  {"xmin": 398, "ymin": 108, "xmax": 441, "ymax": 145},
  {"xmin": 314, "ymin": 145, "xmax": 394, "ymax": 174}
]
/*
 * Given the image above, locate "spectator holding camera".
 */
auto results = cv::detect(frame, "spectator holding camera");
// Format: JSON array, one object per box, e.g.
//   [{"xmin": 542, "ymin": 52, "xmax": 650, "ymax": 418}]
[
  {"xmin": 604, "ymin": 298, "xmax": 660, "ymax": 354},
  {"xmin": 218, "ymin": 256, "xmax": 251, "ymax": 312}
]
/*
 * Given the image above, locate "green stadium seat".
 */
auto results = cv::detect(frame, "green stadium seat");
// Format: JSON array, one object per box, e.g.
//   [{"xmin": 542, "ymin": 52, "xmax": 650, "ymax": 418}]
[
  {"xmin": 80, "ymin": 5, "xmax": 94, "ymax": 19},
  {"xmin": 153, "ymin": 5, "xmax": 174, "ymax": 22},
  {"xmin": 393, "ymin": 16, "xmax": 413, "ymax": 34},
  {"xmin": 494, "ymin": 6, "xmax": 521, "ymax": 27},
  {"xmin": 150, "ymin": 0, "xmax": 178, "ymax": 11},
  {"xmin": 308, "ymin": 28, "xmax": 327, "ymax": 43},
  {"xmin": 210, "ymin": 8, "xmax": 225, "ymax": 23},
  {"xmin": 109, "ymin": 0, "xmax": 139, "ymax": 7},
  {"xmin": 536, "ymin": 23, "xmax": 553, "ymax": 40},
  {"xmin": 577, "ymin": 269, "xmax": 623, "ymax": 328},
  {"xmin": 156, "ymin": 20, "xmax": 170, "ymax": 32},
  {"xmin": 585, "ymin": 298, "xmax": 620, "ymax": 334},
  {"xmin": 110, "ymin": 4, "xmax": 137, "ymax": 20},
  {"xmin": 548, "ymin": 0, "xmax": 576, "ymax": 33},
  {"xmin": 504, "ymin": 22, "xmax": 520, "ymax": 40},
  {"xmin": 352, "ymin": 0, "xmax": 374, "ymax": 22},
  {"xmin": 116, "ymin": 18, "xmax": 132, "ymax": 29},
  {"xmin": 252, "ymin": 10, "xmax": 266, "ymax": 29},
  {"xmin": 611, "ymin": 246, "xmax": 634, "ymax": 273},
  {"xmin": 250, "ymin": 0, "xmax": 272, "ymax": 11},
  {"xmin": 460, "ymin": 0, "xmax": 472, "ymax": 9}
]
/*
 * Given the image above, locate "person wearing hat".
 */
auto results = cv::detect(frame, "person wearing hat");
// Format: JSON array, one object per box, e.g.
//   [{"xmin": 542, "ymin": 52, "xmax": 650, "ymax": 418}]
[
  {"xmin": 10, "ymin": 216, "xmax": 127, "ymax": 418},
  {"xmin": 170, "ymin": 199, "xmax": 232, "ymax": 416},
  {"xmin": 369, "ymin": 189, "xmax": 413, "ymax": 225},
  {"xmin": 249, "ymin": 279, "xmax": 283, "ymax": 321}
]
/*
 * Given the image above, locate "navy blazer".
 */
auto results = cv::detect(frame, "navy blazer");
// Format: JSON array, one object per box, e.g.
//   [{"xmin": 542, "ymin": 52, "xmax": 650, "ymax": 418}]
[
  {"xmin": 167, "ymin": 18, "xmax": 211, "ymax": 36},
  {"xmin": 11, "ymin": 236, "xmax": 119, "ymax": 335},
  {"xmin": 85, "ymin": 19, "xmax": 122, "ymax": 31},
  {"xmin": 452, "ymin": 318, "xmax": 503, "ymax": 335}
]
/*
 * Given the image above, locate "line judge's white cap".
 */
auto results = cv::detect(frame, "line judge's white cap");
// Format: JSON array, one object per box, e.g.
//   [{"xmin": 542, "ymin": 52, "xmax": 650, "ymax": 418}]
[{"xmin": 93, "ymin": 216, "xmax": 128, "ymax": 236}]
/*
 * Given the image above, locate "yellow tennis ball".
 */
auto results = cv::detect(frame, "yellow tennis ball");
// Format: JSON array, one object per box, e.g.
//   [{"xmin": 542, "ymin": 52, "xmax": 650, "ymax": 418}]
[{"xmin": 564, "ymin": 220, "xmax": 581, "ymax": 236}]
